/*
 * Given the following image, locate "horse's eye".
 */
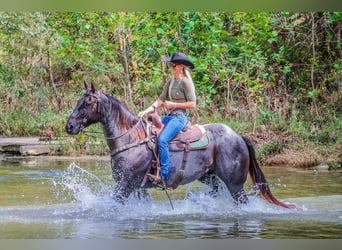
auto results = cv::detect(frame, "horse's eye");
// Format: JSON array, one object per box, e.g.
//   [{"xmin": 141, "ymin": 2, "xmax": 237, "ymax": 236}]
[{"xmin": 85, "ymin": 96, "xmax": 93, "ymax": 105}]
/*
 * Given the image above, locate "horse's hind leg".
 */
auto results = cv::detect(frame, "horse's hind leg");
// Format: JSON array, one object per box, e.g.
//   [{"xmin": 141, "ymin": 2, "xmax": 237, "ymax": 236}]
[
  {"xmin": 212, "ymin": 135, "xmax": 250, "ymax": 205},
  {"xmin": 228, "ymin": 183, "xmax": 248, "ymax": 205},
  {"xmin": 218, "ymin": 175, "xmax": 248, "ymax": 205},
  {"xmin": 215, "ymin": 161, "xmax": 249, "ymax": 205},
  {"xmin": 198, "ymin": 173, "xmax": 223, "ymax": 197}
]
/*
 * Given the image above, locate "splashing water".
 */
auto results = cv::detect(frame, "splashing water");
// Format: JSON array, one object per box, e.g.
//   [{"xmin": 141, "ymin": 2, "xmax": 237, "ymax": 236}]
[
  {"xmin": 49, "ymin": 162, "xmax": 300, "ymax": 222},
  {"xmin": 52, "ymin": 162, "xmax": 116, "ymax": 215}
]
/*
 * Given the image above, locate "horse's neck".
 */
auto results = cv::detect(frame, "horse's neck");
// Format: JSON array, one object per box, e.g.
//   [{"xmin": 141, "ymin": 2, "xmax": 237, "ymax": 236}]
[
  {"xmin": 100, "ymin": 96, "xmax": 138, "ymax": 150},
  {"xmin": 101, "ymin": 119, "xmax": 120, "ymax": 150}
]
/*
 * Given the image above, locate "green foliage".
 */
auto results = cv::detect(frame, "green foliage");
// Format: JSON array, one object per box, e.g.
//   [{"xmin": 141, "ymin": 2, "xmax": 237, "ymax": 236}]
[
  {"xmin": 329, "ymin": 162, "xmax": 342, "ymax": 170},
  {"xmin": 0, "ymin": 12, "xmax": 340, "ymax": 162}
]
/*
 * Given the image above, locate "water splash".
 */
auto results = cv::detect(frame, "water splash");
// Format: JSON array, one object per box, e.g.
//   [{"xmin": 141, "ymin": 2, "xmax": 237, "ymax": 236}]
[
  {"xmin": 49, "ymin": 162, "xmax": 299, "ymax": 222},
  {"xmin": 52, "ymin": 162, "xmax": 115, "ymax": 214}
]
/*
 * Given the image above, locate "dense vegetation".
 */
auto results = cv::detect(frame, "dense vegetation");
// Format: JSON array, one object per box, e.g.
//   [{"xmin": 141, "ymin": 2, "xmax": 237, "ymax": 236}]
[{"xmin": 0, "ymin": 12, "xmax": 340, "ymax": 167}]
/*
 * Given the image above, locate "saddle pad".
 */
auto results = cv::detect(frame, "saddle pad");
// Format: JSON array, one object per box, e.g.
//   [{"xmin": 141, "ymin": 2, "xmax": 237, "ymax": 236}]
[
  {"xmin": 147, "ymin": 133, "xmax": 209, "ymax": 151},
  {"xmin": 169, "ymin": 134, "xmax": 209, "ymax": 151}
]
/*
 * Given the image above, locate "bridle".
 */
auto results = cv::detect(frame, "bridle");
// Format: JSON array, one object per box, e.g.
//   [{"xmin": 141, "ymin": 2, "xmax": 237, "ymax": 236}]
[
  {"xmin": 79, "ymin": 89, "xmax": 102, "ymax": 131},
  {"xmin": 81, "ymin": 89, "xmax": 150, "ymax": 157}
]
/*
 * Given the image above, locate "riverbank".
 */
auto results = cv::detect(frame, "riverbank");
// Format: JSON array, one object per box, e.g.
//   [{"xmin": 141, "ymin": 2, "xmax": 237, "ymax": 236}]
[
  {"xmin": 246, "ymin": 130, "xmax": 341, "ymax": 170},
  {"xmin": 1, "ymin": 133, "xmax": 340, "ymax": 170}
]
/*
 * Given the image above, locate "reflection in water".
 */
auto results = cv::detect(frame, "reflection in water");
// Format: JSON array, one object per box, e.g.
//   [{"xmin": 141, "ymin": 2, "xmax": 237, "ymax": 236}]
[{"xmin": 0, "ymin": 158, "xmax": 341, "ymax": 238}]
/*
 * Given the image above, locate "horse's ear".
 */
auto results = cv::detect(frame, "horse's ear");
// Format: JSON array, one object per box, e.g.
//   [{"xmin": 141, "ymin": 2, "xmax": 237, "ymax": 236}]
[
  {"xmin": 84, "ymin": 80, "xmax": 90, "ymax": 90},
  {"xmin": 91, "ymin": 83, "xmax": 96, "ymax": 92}
]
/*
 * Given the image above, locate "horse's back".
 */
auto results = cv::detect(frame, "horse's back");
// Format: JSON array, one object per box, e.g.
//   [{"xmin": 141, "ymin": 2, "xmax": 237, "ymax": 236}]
[
  {"xmin": 204, "ymin": 122, "xmax": 250, "ymax": 166},
  {"xmin": 204, "ymin": 123, "xmax": 243, "ymax": 144}
]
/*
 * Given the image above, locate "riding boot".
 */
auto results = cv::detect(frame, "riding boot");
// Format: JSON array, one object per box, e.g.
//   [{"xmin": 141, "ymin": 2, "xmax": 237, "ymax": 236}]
[{"xmin": 147, "ymin": 173, "xmax": 163, "ymax": 184}]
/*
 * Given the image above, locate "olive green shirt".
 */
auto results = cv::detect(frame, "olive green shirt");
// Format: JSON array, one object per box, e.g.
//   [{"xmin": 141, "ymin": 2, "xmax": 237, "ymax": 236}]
[{"xmin": 158, "ymin": 77, "xmax": 196, "ymax": 103}]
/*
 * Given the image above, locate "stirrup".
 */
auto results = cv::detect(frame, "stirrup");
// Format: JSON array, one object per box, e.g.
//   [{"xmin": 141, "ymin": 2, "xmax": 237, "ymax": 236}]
[{"xmin": 147, "ymin": 173, "xmax": 162, "ymax": 184}]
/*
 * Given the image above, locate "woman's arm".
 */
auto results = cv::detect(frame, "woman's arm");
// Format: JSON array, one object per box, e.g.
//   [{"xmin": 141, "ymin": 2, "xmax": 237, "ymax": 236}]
[{"xmin": 164, "ymin": 101, "xmax": 196, "ymax": 110}]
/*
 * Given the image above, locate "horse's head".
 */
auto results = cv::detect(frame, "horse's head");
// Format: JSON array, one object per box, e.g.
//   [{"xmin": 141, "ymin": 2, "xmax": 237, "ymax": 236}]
[{"xmin": 66, "ymin": 81, "xmax": 103, "ymax": 135}]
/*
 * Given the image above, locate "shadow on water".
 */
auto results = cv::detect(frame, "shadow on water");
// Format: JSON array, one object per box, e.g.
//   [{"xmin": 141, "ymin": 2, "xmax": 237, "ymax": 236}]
[{"xmin": 0, "ymin": 157, "xmax": 341, "ymax": 239}]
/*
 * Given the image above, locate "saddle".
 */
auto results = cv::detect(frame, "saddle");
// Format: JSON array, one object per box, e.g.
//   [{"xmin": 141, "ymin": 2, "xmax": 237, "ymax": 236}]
[
  {"xmin": 142, "ymin": 112, "xmax": 209, "ymax": 189},
  {"xmin": 147, "ymin": 112, "xmax": 209, "ymax": 151}
]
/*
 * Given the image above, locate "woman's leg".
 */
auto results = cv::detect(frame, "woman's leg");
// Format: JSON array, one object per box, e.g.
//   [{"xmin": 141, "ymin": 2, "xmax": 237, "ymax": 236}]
[{"xmin": 158, "ymin": 115, "xmax": 186, "ymax": 181}]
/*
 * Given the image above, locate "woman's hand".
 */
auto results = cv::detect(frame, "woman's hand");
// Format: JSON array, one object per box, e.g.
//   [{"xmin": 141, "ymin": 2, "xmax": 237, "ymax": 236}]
[
  {"xmin": 138, "ymin": 109, "xmax": 150, "ymax": 117},
  {"xmin": 138, "ymin": 99, "xmax": 164, "ymax": 117},
  {"xmin": 156, "ymin": 99, "xmax": 165, "ymax": 107}
]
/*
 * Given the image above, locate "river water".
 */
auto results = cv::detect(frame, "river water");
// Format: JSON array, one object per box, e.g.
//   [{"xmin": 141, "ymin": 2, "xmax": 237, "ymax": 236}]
[{"xmin": 0, "ymin": 156, "xmax": 341, "ymax": 239}]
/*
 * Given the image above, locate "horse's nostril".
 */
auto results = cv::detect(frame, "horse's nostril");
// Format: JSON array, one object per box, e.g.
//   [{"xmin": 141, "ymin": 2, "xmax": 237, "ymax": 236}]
[{"xmin": 66, "ymin": 123, "xmax": 73, "ymax": 132}]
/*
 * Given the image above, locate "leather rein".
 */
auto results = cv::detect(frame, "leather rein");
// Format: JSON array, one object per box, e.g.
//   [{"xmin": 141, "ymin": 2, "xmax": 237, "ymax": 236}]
[{"xmin": 109, "ymin": 118, "xmax": 150, "ymax": 157}]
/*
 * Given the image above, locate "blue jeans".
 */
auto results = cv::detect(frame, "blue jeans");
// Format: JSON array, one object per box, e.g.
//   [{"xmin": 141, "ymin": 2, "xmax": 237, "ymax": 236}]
[{"xmin": 158, "ymin": 114, "xmax": 187, "ymax": 181}]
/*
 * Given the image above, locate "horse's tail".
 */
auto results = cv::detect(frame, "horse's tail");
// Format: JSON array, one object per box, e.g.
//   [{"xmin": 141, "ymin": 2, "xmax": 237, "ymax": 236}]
[{"xmin": 242, "ymin": 136, "xmax": 295, "ymax": 209}]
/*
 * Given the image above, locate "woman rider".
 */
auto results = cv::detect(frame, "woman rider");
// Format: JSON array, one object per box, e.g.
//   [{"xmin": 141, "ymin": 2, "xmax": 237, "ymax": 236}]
[{"xmin": 138, "ymin": 52, "xmax": 196, "ymax": 182}]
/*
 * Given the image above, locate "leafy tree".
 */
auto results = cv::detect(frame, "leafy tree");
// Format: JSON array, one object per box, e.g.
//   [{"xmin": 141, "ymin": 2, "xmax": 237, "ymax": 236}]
[{"xmin": 0, "ymin": 12, "xmax": 340, "ymax": 149}]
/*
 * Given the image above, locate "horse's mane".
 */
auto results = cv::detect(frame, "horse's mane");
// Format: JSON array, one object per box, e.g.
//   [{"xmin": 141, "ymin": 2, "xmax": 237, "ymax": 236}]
[
  {"xmin": 100, "ymin": 93, "xmax": 146, "ymax": 141},
  {"xmin": 103, "ymin": 94, "xmax": 138, "ymax": 130}
]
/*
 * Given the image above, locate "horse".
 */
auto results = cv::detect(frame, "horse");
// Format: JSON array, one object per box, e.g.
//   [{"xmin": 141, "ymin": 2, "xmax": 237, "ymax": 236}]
[{"xmin": 66, "ymin": 82, "xmax": 294, "ymax": 209}]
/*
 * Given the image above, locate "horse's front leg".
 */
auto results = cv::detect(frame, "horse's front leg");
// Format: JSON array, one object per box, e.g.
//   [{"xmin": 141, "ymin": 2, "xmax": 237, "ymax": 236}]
[
  {"xmin": 110, "ymin": 152, "xmax": 152, "ymax": 203},
  {"xmin": 111, "ymin": 179, "xmax": 134, "ymax": 204},
  {"xmin": 132, "ymin": 188, "xmax": 152, "ymax": 201}
]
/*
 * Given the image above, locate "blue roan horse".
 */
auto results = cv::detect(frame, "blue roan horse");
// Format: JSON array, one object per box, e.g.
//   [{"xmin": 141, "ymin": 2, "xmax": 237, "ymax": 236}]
[{"xmin": 66, "ymin": 82, "xmax": 294, "ymax": 209}]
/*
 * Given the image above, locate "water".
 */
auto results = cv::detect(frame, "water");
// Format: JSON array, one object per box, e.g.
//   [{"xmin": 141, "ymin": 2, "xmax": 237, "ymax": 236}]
[{"xmin": 0, "ymin": 156, "xmax": 341, "ymax": 239}]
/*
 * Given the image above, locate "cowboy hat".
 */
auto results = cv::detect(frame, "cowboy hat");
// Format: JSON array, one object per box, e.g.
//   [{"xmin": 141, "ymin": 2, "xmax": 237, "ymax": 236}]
[{"xmin": 162, "ymin": 52, "xmax": 194, "ymax": 69}]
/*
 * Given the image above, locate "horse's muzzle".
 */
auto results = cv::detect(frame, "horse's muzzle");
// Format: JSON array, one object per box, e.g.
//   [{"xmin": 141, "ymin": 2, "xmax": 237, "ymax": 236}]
[{"xmin": 65, "ymin": 121, "xmax": 80, "ymax": 135}]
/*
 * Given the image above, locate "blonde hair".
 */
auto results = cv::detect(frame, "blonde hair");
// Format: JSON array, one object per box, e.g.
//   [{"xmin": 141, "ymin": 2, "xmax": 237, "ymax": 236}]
[{"xmin": 184, "ymin": 67, "xmax": 194, "ymax": 86}]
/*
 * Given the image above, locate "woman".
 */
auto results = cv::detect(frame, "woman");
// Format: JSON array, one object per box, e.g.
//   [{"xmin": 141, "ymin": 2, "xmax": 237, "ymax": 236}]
[{"xmin": 139, "ymin": 52, "xmax": 197, "ymax": 182}]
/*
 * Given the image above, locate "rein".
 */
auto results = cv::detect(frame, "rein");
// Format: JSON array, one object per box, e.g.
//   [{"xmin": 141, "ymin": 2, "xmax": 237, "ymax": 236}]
[
  {"xmin": 108, "ymin": 118, "xmax": 150, "ymax": 157},
  {"xmin": 105, "ymin": 118, "xmax": 145, "ymax": 142},
  {"xmin": 110, "ymin": 137, "xmax": 149, "ymax": 157},
  {"xmin": 83, "ymin": 90, "xmax": 150, "ymax": 157}
]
